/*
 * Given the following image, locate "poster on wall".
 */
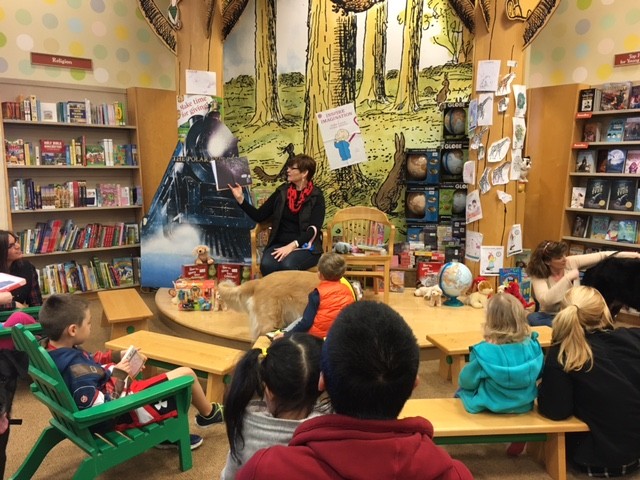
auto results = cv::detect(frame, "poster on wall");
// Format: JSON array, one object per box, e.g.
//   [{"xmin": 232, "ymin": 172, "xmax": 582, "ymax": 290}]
[
  {"xmin": 316, "ymin": 103, "xmax": 368, "ymax": 170},
  {"xmin": 480, "ymin": 246, "xmax": 504, "ymax": 276},
  {"xmin": 507, "ymin": 224, "xmax": 523, "ymax": 256},
  {"xmin": 465, "ymin": 230, "xmax": 483, "ymax": 262}
]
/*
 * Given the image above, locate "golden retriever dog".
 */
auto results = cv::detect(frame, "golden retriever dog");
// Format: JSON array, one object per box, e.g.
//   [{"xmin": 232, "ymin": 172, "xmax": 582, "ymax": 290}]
[{"xmin": 217, "ymin": 270, "xmax": 320, "ymax": 339}]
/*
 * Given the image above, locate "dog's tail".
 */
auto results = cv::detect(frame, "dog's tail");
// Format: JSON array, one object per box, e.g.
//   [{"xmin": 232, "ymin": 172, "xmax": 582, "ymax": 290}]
[{"xmin": 217, "ymin": 279, "xmax": 258, "ymax": 313}]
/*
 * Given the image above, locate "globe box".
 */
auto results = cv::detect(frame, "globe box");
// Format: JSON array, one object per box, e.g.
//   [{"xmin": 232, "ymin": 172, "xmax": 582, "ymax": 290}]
[
  {"xmin": 404, "ymin": 148, "xmax": 440, "ymax": 185},
  {"xmin": 438, "ymin": 261, "xmax": 473, "ymax": 307},
  {"xmin": 440, "ymin": 141, "xmax": 468, "ymax": 182},
  {"xmin": 442, "ymin": 102, "xmax": 469, "ymax": 140}
]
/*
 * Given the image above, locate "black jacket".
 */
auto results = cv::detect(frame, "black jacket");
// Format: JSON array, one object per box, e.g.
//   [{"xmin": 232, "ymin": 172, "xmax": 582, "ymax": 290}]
[{"xmin": 538, "ymin": 327, "xmax": 640, "ymax": 467}]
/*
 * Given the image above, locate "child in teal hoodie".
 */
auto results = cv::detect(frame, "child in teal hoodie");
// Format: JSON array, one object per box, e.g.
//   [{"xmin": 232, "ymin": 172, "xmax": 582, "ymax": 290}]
[{"xmin": 457, "ymin": 292, "xmax": 544, "ymax": 414}]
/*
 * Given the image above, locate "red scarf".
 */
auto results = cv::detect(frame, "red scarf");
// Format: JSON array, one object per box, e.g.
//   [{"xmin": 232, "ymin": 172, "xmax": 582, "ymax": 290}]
[{"xmin": 287, "ymin": 181, "xmax": 314, "ymax": 214}]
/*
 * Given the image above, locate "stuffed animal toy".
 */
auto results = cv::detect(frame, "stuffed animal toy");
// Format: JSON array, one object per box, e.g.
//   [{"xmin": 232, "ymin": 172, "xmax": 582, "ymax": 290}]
[
  {"xmin": 193, "ymin": 245, "xmax": 214, "ymax": 265},
  {"xmin": 502, "ymin": 281, "xmax": 536, "ymax": 309},
  {"xmin": 426, "ymin": 285, "xmax": 443, "ymax": 307},
  {"xmin": 333, "ymin": 241, "xmax": 353, "ymax": 254},
  {"xmin": 519, "ymin": 156, "xmax": 532, "ymax": 182},
  {"xmin": 468, "ymin": 280, "xmax": 493, "ymax": 309}
]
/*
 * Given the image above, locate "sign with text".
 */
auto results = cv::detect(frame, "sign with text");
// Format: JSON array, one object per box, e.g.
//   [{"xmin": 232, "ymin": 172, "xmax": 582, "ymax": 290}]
[
  {"xmin": 614, "ymin": 51, "xmax": 640, "ymax": 67},
  {"xmin": 30, "ymin": 52, "xmax": 93, "ymax": 70}
]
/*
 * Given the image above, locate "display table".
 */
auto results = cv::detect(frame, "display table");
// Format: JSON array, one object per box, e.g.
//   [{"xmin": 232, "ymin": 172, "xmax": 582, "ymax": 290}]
[{"xmin": 155, "ymin": 287, "xmax": 487, "ymax": 357}]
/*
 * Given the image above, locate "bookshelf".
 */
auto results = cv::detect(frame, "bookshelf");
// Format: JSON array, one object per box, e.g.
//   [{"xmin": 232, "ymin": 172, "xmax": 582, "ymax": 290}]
[
  {"xmin": 0, "ymin": 79, "xmax": 144, "ymax": 294},
  {"xmin": 563, "ymin": 83, "xmax": 640, "ymax": 253}
]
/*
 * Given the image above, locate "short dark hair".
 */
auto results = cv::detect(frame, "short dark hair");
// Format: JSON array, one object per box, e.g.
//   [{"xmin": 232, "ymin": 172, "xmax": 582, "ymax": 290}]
[
  {"xmin": 40, "ymin": 294, "xmax": 89, "ymax": 341},
  {"xmin": 322, "ymin": 301, "xmax": 419, "ymax": 419},
  {"xmin": 317, "ymin": 253, "xmax": 347, "ymax": 281},
  {"xmin": 286, "ymin": 154, "xmax": 316, "ymax": 181}
]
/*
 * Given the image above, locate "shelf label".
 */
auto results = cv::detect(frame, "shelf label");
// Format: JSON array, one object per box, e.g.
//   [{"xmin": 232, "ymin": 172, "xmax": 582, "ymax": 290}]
[
  {"xmin": 573, "ymin": 142, "xmax": 589, "ymax": 149},
  {"xmin": 576, "ymin": 112, "xmax": 593, "ymax": 119},
  {"xmin": 614, "ymin": 51, "xmax": 640, "ymax": 67},
  {"xmin": 30, "ymin": 52, "xmax": 93, "ymax": 70}
]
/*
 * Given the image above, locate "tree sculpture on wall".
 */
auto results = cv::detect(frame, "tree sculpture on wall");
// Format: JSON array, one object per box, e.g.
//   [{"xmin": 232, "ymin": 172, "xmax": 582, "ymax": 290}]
[{"xmin": 446, "ymin": 0, "xmax": 560, "ymax": 47}]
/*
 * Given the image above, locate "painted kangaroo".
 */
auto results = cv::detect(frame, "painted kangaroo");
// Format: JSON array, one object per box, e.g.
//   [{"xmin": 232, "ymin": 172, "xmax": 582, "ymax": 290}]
[{"xmin": 372, "ymin": 132, "xmax": 405, "ymax": 212}]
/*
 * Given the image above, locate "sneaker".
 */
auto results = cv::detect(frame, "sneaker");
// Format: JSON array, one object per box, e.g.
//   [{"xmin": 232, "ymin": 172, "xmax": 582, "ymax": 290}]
[
  {"xmin": 506, "ymin": 442, "xmax": 527, "ymax": 457},
  {"xmin": 195, "ymin": 402, "xmax": 224, "ymax": 428},
  {"xmin": 266, "ymin": 330, "xmax": 282, "ymax": 341},
  {"xmin": 155, "ymin": 434, "xmax": 203, "ymax": 450}
]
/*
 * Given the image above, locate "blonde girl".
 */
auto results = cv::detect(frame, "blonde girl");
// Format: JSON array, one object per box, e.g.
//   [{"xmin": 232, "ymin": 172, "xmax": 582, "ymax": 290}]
[{"xmin": 538, "ymin": 286, "xmax": 640, "ymax": 477}]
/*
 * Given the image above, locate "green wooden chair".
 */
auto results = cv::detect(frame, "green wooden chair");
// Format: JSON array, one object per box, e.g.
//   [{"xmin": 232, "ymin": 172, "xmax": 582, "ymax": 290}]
[
  {"xmin": 0, "ymin": 306, "xmax": 41, "ymax": 323},
  {"xmin": 10, "ymin": 324, "xmax": 194, "ymax": 479}
]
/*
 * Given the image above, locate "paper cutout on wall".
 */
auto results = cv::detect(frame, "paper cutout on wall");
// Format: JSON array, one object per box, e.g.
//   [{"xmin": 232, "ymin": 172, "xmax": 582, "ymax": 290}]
[
  {"xmin": 480, "ymin": 246, "xmax": 504, "ymax": 276},
  {"xmin": 512, "ymin": 117, "xmax": 526, "ymax": 149},
  {"xmin": 496, "ymin": 73, "xmax": 516, "ymax": 96},
  {"xmin": 476, "ymin": 60, "xmax": 501, "ymax": 92},
  {"xmin": 466, "ymin": 189, "xmax": 483, "ymax": 224},
  {"xmin": 513, "ymin": 84, "xmax": 528, "ymax": 117},
  {"xmin": 465, "ymin": 230, "xmax": 483, "ymax": 262},
  {"xmin": 492, "ymin": 162, "xmax": 511, "ymax": 185},
  {"xmin": 477, "ymin": 93, "xmax": 494, "ymax": 126},
  {"xmin": 463, "ymin": 160, "xmax": 476, "ymax": 185},
  {"xmin": 479, "ymin": 168, "xmax": 491, "ymax": 194},
  {"xmin": 507, "ymin": 224, "xmax": 523, "ymax": 256},
  {"xmin": 316, "ymin": 103, "xmax": 368, "ymax": 171},
  {"xmin": 488, "ymin": 137, "xmax": 511, "ymax": 163}
]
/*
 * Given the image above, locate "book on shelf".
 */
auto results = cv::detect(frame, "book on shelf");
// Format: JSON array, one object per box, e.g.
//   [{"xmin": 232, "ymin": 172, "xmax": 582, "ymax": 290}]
[
  {"xmin": 98, "ymin": 184, "xmax": 119, "ymax": 207},
  {"xmin": 85, "ymin": 144, "xmax": 106, "ymax": 166},
  {"xmin": 582, "ymin": 121, "xmax": 601, "ymax": 142},
  {"xmin": 63, "ymin": 261, "xmax": 83, "ymax": 294},
  {"xmin": 571, "ymin": 187, "xmax": 586, "ymax": 208},
  {"xmin": 578, "ymin": 88, "xmax": 601, "ymax": 113},
  {"xmin": 571, "ymin": 214, "xmax": 590, "ymax": 238},
  {"xmin": 618, "ymin": 219, "xmax": 638, "ymax": 244},
  {"xmin": 608, "ymin": 178, "xmax": 637, "ymax": 211},
  {"xmin": 624, "ymin": 150, "xmax": 640, "ymax": 174},
  {"xmin": 67, "ymin": 100, "xmax": 87, "ymax": 124},
  {"xmin": 39, "ymin": 102, "xmax": 58, "ymax": 122},
  {"xmin": 40, "ymin": 139, "xmax": 66, "ymax": 166},
  {"xmin": 605, "ymin": 219, "xmax": 620, "ymax": 242},
  {"xmin": 606, "ymin": 119, "xmax": 625, "ymax": 142},
  {"xmin": 112, "ymin": 257, "xmax": 134, "ymax": 286},
  {"xmin": 568, "ymin": 244, "xmax": 585, "ymax": 256},
  {"xmin": 606, "ymin": 148, "xmax": 626, "ymax": 173},
  {"xmin": 575, "ymin": 150, "xmax": 596, "ymax": 172},
  {"xmin": 600, "ymin": 82, "xmax": 632, "ymax": 111},
  {"xmin": 212, "ymin": 156, "xmax": 252, "ymax": 191},
  {"xmin": 589, "ymin": 214, "xmax": 611, "ymax": 240},
  {"xmin": 125, "ymin": 223, "xmax": 140, "ymax": 244},
  {"xmin": 85, "ymin": 188, "xmax": 97, "ymax": 207},
  {"xmin": 630, "ymin": 85, "xmax": 640, "ymax": 109},
  {"xmin": 596, "ymin": 150, "xmax": 608, "ymax": 173},
  {"xmin": 584, "ymin": 178, "xmax": 611, "ymax": 209},
  {"xmin": 623, "ymin": 117, "xmax": 640, "ymax": 141},
  {"xmin": 5, "ymin": 139, "xmax": 25, "ymax": 165}
]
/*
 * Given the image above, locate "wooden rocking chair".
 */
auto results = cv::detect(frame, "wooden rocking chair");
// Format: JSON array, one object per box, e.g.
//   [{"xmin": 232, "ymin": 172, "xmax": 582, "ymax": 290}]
[
  {"xmin": 323, "ymin": 206, "xmax": 396, "ymax": 303},
  {"xmin": 10, "ymin": 324, "xmax": 194, "ymax": 479}
]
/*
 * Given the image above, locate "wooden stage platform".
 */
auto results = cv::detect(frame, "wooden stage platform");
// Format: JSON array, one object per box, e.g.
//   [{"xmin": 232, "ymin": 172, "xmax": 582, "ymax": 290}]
[{"xmin": 155, "ymin": 288, "xmax": 487, "ymax": 358}]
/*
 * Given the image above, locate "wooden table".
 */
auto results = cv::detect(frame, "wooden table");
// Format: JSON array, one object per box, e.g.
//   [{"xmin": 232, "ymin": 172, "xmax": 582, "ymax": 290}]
[
  {"xmin": 105, "ymin": 330, "xmax": 244, "ymax": 403},
  {"xmin": 98, "ymin": 288, "xmax": 153, "ymax": 340},
  {"xmin": 427, "ymin": 326, "xmax": 553, "ymax": 388}
]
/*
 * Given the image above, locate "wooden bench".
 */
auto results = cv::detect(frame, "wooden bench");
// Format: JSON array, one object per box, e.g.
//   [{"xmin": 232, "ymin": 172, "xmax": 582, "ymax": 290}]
[
  {"xmin": 98, "ymin": 288, "xmax": 153, "ymax": 340},
  {"xmin": 400, "ymin": 398, "xmax": 589, "ymax": 480},
  {"xmin": 105, "ymin": 330, "xmax": 244, "ymax": 403},
  {"xmin": 427, "ymin": 326, "xmax": 553, "ymax": 388}
]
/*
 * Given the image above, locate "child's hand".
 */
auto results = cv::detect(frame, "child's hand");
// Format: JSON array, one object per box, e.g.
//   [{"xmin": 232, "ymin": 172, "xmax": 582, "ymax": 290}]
[
  {"xmin": 115, "ymin": 358, "xmax": 132, "ymax": 376},
  {"xmin": 0, "ymin": 292, "xmax": 12, "ymax": 304}
]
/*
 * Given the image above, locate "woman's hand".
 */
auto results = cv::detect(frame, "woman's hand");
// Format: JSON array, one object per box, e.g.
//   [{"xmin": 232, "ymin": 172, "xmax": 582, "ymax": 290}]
[
  {"xmin": 271, "ymin": 242, "xmax": 297, "ymax": 262},
  {"xmin": 0, "ymin": 292, "xmax": 13, "ymax": 305},
  {"xmin": 565, "ymin": 269, "xmax": 580, "ymax": 281},
  {"xmin": 229, "ymin": 183, "xmax": 245, "ymax": 204}
]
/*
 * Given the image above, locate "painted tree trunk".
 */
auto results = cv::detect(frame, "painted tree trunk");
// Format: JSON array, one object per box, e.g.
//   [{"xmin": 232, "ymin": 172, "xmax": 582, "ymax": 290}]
[
  {"xmin": 392, "ymin": 0, "xmax": 423, "ymax": 113},
  {"xmin": 356, "ymin": 2, "xmax": 388, "ymax": 105},
  {"xmin": 250, "ymin": 0, "xmax": 283, "ymax": 126}
]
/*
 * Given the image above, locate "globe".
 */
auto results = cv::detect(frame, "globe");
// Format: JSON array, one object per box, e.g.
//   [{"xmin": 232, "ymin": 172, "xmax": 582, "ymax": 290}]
[
  {"xmin": 444, "ymin": 107, "xmax": 467, "ymax": 136},
  {"xmin": 443, "ymin": 149, "xmax": 464, "ymax": 175},
  {"xmin": 452, "ymin": 189, "xmax": 467, "ymax": 214},
  {"xmin": 407, "ymin": 154, "xmax": 427, "ymax": 181},
  {"xmin": 438, "ymin": 261, "xmax": 473, "ymax": 307}
]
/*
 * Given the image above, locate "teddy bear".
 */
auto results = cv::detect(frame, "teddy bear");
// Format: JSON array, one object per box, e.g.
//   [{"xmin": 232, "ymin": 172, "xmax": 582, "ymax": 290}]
[
  {"xmin": 193, "ymin": 244, "xmax": 214, "ymax": 265},
  {"xmin": 518, "ymin": 156, "xmax": 532, "ymax": 182},
  {"xmin": 468, "ymin": 279, "xmax": 493, "ymax": 309},
  {"xmin": 414, "ymin": 285, "xmax": 443, "ymax": 307},
  {"xmin": 499, "ymin": 281, "xmax": 536, "ymax": 310}
]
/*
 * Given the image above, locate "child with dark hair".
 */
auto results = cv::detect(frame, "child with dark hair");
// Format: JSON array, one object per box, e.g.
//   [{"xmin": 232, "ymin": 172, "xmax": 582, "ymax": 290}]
[
  {"xmin": 221, "ymin": 333, "xmax": 327, "ymax": 480},
  {"xmin": 275, "ymin": 252, "xmax": 356, "ymax": 340},
  {"xmin": 39, "ymin": 294, "xmax": 223, "ymax": 450},
  {"xmin": 237, "ymin": 301, "xmax": 472, "ymax": 480}
]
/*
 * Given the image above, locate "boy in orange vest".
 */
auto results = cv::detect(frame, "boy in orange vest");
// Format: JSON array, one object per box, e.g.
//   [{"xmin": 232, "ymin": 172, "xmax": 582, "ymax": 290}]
[{"xmin": 274, "ymin": 253, "xmax": 356, "ymax": 340}]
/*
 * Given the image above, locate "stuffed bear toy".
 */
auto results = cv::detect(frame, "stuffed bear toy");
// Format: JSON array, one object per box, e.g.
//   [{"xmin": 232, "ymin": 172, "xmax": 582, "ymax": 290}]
[
  {"xmin": 193, "ymin": 245, "xmax": 214, "ymax": 265},
  {"xmin": 468, "ymin": 280, "xmax": 493, "ymax": 309},
  {"xmin": 414, "ymin": 285, "xmax": 443, "ymax": 307}
]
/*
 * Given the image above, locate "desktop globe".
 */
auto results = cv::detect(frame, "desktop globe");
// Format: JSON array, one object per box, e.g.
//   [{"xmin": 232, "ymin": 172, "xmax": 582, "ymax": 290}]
[{"xmin": 438, "ymin": 261, "xmax": 473, "ymax": 307}]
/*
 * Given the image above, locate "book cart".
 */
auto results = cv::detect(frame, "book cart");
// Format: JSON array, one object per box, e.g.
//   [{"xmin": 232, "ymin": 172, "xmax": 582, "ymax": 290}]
[
  {"xmin": 0, "ymin": 79, "xmax": 144, "ymax": 295},
  {"xmin": 564, "ymin": 82, "xmax": 640, "ymax": 254}
]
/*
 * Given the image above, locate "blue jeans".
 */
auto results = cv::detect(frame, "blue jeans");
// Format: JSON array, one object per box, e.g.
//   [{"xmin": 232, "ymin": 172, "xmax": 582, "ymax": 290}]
[
  {"xmin": 260, "ymin": 245, "xmax": 320, "ymax": 276},
  {"xmin": 527, "ymin": 311, "xmax": 554, "ymax": 327}
]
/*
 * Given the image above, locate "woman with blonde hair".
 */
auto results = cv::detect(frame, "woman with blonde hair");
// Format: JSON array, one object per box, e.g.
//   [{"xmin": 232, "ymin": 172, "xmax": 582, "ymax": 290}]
[{"xmin": 538, "ymin": 286, "xmax": 640, "ymax": 477}]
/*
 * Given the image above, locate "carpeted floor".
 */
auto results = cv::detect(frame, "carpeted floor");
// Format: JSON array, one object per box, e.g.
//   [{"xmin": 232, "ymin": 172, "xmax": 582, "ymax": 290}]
[{"xmin": 5, "ymin": 290, "xmax": 639, "ymax": 479}]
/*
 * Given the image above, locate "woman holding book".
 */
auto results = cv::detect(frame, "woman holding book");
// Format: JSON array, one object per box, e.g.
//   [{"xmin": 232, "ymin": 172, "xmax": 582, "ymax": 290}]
[
  {"xmin": 230, "ymin": 154, "xmax": 325, "ymax": 276},
  {"xmin": 0, "ymin": 230, "xmax": 42, "ymax": 312},
  {"xmin": 526, "ymin": 240, "xmax": 639, "ymax": 327}
]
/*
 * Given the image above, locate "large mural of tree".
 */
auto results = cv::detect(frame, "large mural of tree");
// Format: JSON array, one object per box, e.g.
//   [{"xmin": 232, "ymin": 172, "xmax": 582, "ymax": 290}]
[
  {"xmin": 356, "ymin": 2, "xmax": 389, "ymax": 106},
  {"xmin": 391, "ymin": 0, "xmax": 424, "ymax": 113},
  {"xmin": 250, "ymin": 0, "xmax": 284, "ymax": 126}
]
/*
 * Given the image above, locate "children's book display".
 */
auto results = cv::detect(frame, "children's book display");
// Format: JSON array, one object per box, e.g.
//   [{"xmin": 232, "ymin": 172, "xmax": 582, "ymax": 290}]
[
  {"xmin": 606, "ymin": 119, "xmax": 626, "ymax": 142},
  {"xmin": 571, "ymin": 187, "xmax": 586, "ymax": 208},
  {"xmin": 600, "ymin": 82, "xmax": 631, "ymax": 111},
  {"xmin": 589, "ymin": 215, "xmax": 611, "ymax": 240},
  {"xmin": 618, "ymin": 220, "xmax": 638, "ymax": 244},
  {"xmin": 172, "ymin": 278, "xmax": 218, "ymax": 311},
  {"xmin": 625, "ymin": 150, "xmax": 640, "ymax": 174},
  {"xmin": 575, "ymin": 151, "xmax": 595, "ymax": 173},
  {"xmin": 623, "ymin": 117, "xmax": 640, "ymax": 141},
  {"xmin": 584, "ymin": 178, "xmax": 611, "ymax": 209},
  {"xmin": 571, "ymin": 214, "xmax": 590, "ymax": 238},
  {"xmin": 608, "ymin": 178, "xmax": 637, "ymax": 211},
  {"xmin": 606, "ymin": 149, "xmax": 626, "ymax": 173}
]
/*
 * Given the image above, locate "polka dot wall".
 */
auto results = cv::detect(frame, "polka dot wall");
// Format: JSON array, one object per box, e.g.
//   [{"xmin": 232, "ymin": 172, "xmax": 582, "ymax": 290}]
[
  {"xmin": 529, "ymin": 0, "xmax": 640, "ymax": 88},
  {"xmin": 0, "ymin": 0, "xmax": 175, "ymax": 90}
]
